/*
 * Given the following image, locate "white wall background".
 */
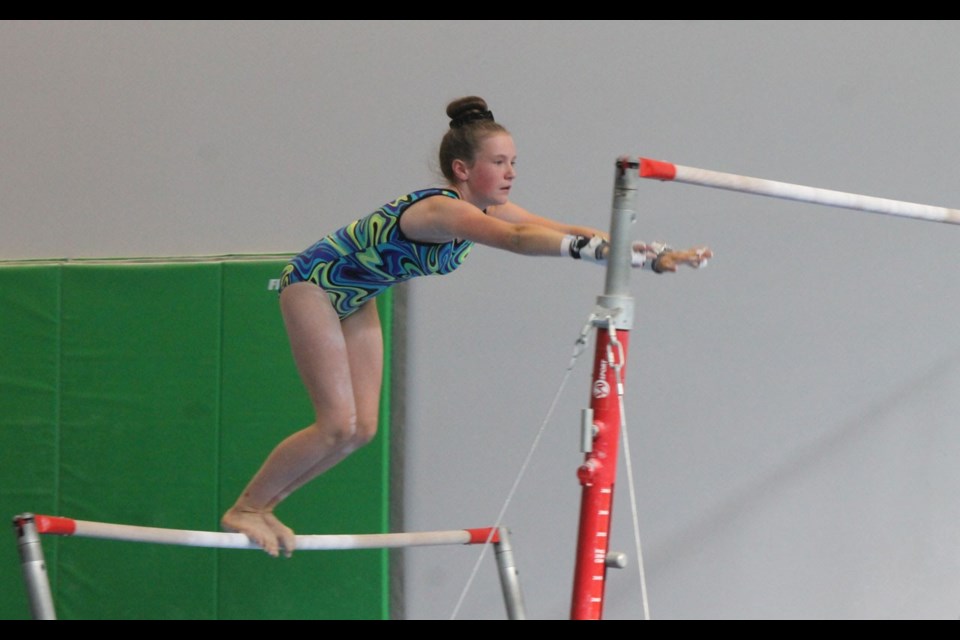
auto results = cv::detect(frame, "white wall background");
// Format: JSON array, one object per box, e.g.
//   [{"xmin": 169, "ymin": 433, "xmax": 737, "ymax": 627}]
[{"xmin": 4, "ymin": 20, "xmax": 960, "ymax": 620}]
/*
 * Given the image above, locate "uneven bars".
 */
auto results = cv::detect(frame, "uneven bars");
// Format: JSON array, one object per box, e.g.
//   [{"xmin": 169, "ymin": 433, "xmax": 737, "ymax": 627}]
[
  {"xmin": 20, "ymin": 514, "xmax": 500, "ymax": 551},
  {"xmin": 14, "ymin": 513, "xmax": 526, "ymax": 620},
  {"xmin": 634, "ymin": 157, "xmax": 960, "ymax": 225}
]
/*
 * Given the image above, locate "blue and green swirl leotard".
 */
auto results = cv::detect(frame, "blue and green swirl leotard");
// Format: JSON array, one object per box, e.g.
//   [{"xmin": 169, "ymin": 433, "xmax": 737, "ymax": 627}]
[{"xmin": 279, "ymin": 188, "xmax": 474, "ymax": 318}]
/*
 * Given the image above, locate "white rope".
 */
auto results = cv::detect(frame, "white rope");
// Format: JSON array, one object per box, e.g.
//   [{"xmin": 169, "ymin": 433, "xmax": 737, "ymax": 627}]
[
  {"xmin": 449, "ymin": 313, "xmax": 598, "ymax": 620},
  {"xmin": 605, "ymin": 322, "xmax": 651, "ymax": 620}
]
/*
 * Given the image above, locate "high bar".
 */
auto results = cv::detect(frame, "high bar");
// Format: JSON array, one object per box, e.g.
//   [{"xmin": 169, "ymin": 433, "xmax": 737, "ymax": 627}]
[
  {"xmin": 632, "ymin": 157, "xmax": 960, "ymax": 225},
  {"xmin": 17, "ymin": 514, "xmax": 499, "ymax": 551}
]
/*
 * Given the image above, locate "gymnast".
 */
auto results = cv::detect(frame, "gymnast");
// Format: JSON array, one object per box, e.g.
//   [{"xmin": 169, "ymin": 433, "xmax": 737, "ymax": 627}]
[{"xmin": 221, "ymin": 95, "xmax": 712, "ymax": 557}]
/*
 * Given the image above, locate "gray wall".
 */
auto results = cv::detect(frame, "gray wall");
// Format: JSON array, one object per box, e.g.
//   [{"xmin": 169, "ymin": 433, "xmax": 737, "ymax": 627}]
[{"xmin": 4, "ymin": 20, "xmax": 960, "ymax": 620}]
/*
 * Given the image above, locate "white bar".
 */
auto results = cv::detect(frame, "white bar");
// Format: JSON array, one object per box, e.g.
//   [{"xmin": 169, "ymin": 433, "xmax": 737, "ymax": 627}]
[
  {"xmin": 641, "ymin": 158, "xmax": 960, "ymax": 225},
  {"xmin": 69, "ymin": 519, "xmax": 483, "ymax": 550}
]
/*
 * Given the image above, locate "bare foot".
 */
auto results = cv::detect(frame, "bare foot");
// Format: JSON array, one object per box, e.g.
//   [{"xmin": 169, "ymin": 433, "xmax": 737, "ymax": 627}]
[
  {"xmin": 263, "ymin": 512, "xmax": 297, "ymax": 558},
  {"xmin": 222, "ymin": 507, "xmax": 281, "ymax": 558}
]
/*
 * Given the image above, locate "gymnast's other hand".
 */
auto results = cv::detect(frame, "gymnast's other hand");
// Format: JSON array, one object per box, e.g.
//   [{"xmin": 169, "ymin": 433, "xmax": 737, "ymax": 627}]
[{"xmin": 648, "ymin": 244, "xmax": 712, "ymax": 273}]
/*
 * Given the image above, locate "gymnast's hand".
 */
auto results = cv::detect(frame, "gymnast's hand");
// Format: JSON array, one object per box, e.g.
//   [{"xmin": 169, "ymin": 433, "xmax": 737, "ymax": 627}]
[
  {"xmin": 629, "ymin": 242, "xmax": 712, "ymax": 272},
  {"xmin": 649, "ymin": 245, "xmax": 712, "ymax": 272}
]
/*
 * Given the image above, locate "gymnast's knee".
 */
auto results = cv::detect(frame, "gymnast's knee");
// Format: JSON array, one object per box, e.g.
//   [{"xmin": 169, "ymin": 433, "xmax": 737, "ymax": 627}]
[
  {"xmin": 314, "ymin": 416, "xmax": 376, "ymax": 451},
  {"xmin": 352, "ymin": 419, "xmax": 378, "ymax": 448}
]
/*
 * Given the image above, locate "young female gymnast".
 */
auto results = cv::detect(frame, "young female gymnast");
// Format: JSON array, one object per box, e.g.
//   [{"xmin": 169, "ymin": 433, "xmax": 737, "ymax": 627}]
[{"xmin": 221, "ymin": 95, "xmax": 712, "ymax": 557}]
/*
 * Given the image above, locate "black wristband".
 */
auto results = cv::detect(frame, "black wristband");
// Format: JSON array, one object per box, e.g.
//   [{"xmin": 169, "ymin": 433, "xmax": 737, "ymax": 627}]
[{"xmin": 569, "ymin": 235, "xmax": 590, "ymax": 259}]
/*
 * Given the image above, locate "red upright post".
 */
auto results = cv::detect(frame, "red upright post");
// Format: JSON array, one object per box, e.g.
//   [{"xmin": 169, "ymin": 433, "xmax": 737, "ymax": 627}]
[
  {"xmin": 570, "ymin": 158, "xmax": 640, "ymax": 620},
  {"xmin": 570, "ymin": 326, "xmax": 630, "ymax": 619}
]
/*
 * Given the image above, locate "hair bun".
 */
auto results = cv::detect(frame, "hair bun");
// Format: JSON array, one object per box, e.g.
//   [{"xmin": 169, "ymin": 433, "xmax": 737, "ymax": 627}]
[{"xmin": 446, "ymin": 96, "xmax": 495, "ymax": 129}]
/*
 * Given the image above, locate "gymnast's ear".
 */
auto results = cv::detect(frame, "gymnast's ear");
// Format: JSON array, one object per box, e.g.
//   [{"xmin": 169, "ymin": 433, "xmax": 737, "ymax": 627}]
[{"xmin": 451, "ymin": 158, "xmax": 470, "ymax": 183}]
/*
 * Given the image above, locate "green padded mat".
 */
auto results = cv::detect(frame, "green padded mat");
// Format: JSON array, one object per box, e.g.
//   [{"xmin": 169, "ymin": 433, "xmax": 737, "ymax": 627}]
[{"xmin": 1, "ymin": 256, "xmax": 393, "ymax": 619}]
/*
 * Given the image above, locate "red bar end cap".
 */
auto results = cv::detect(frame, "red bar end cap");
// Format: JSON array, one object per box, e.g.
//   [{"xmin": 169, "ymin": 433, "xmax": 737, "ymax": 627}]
[{"xmin": 639, "ymin": 157, "xmax": 677, "ymax": 180}]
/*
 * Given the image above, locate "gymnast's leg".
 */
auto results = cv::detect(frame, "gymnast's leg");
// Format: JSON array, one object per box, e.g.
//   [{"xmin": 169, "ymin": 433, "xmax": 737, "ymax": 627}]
[
  {"xmin": 265, "ymin": 293, "xmax": 384, "ymax": 512},
  {"xmin": 221, "ymin": 282, "xmax": 383, "ymax": 557}
]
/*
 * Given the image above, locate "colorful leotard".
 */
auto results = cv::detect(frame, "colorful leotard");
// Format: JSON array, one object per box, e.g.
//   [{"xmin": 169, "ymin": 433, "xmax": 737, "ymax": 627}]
[{"xmin": 279, "ymin": 188, "xmax": 474, "ymax": 318}]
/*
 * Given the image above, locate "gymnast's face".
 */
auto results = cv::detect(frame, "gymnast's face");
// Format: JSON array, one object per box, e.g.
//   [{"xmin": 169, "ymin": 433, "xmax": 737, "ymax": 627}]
[{"xmin": 461, "ymin": 132, "xmax": 517, "ymax": 209}]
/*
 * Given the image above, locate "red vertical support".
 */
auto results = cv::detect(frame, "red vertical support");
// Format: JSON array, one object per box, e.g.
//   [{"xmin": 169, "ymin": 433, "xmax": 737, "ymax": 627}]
[
  {"xmin": 570, "ymin": 327, "xmax": 629, "ymax": 620},
  {"xmin": 569, "ymin": 157, "xmax": 640, "ymax": 620}
]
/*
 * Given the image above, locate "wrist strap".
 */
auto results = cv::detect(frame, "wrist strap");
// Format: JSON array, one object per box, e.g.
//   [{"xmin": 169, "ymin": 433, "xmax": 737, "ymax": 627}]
[
  {"xmin": 563, "ymin": 235, "xmax": 595, "ymax": 259},
  {"xmin": 634, "ymin": 242, "xmax": 673, "ymax": 272}
]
